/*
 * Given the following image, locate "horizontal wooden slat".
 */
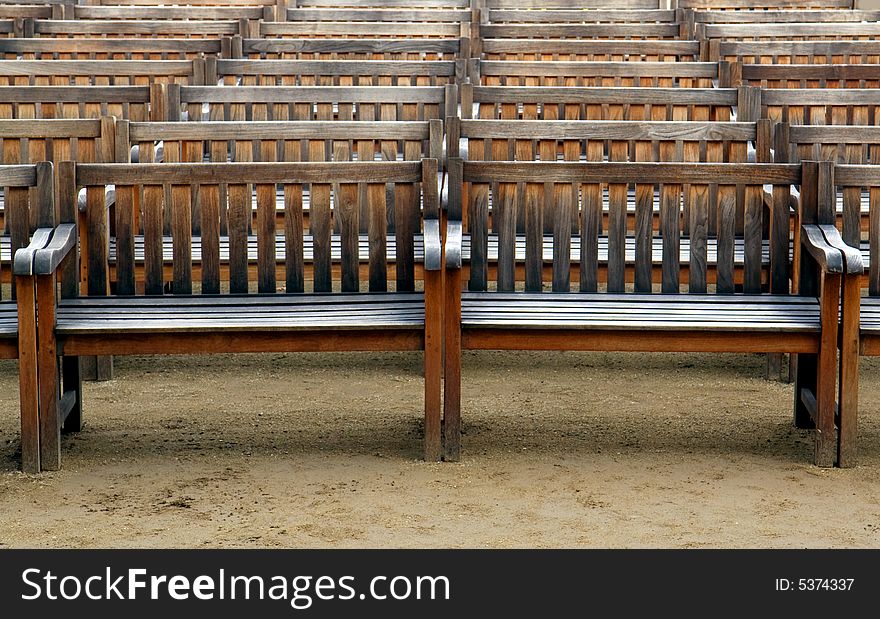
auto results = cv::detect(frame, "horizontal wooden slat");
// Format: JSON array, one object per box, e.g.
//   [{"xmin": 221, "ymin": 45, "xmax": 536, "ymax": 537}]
[
  {"xmin": 835, "ymin": 164, "xmax": 880, "ymax": 186},
  {"xmin": 482, "ymin": 39, "xmax": 699, "ymax": 55},
  {"xmin": 286, "ymin": 8, "xmax": 470, "ymax": 21},
  {"xmin": 463, "ymin": 162, "xmax": 800, "ymax": 185},
  {"xmin": 488, "ymin": 9, "xmax": 675, "ymax": 22},
  {"xmin": 0, "ymin": 119, "xmax": 102, "ymax": 139},
  {"xmin": 261, "ymin": 21, "xmax": 462, "ymax": 36},
  {"xmin": 243, "ymin": 38, "xmax": 459, "ymax": 55},
  {"xmin": 34, "ymin": 20, "xmax": 242, "ymax": 35},
  {"xmin": 217, "ymin": 59, "xmax": 456, "ymax": 76},
  {"xmin": 706, "ymin": 23, "xmax": 880, "ymax": 39},
  {"xmin": 180, "ymin": 85, "xmax": 446, "ymax": 104},
  {"xmin": 76, "ymin": 162, "xmax": 422, "ymax": 185},
  {"xmin": 129, "ymin": 121, "xmax": 431, "ymax": 141},
  {"xmin": 696, "ymin": 9, "xmax": 880, "ymax": 23},
  {"xmin": 0, "ymin": 85, "xmax": 150, "ymax": 103},
  {"xmin": 481, "ymin": 24, "xmax": 680, "ymax": 38},
  {"xmin": 762, "ymin": 88, "xmax": 880, "ymax": 105},
  {"xmin": 0, "ymin": 38, "xmax": 222, "ymax": 54},
  {"xmin": 74, "ymin": 6, "xmax": 264, "ymax": 19},
  {"xmin": 459, "ymin": 120, "xmax": 756, "ymax": 140},
  {"xmin": 0, "ymin": 60, "xmax": 194, "ymax": 77},
  {"xmin": 742, "ymin": 64, "xmax": 880, "ymax": 80},
  {"xmin": 479, "ymin": 61, "xmax": 719, "ymax": 77},
  {"xmin": 720, "ymin": 41, "xmax": 880, "ymax": 57},
  {"xmin": 0, "ymin": 165, "xmax": 37, "ymax": 187},
  {"xmin": 791, "ymin": 125, "xmax": 880, "ymax": 143},
  {"xmin": 471, "ymin": 86, "xmax": 737, "ymax": 105}
]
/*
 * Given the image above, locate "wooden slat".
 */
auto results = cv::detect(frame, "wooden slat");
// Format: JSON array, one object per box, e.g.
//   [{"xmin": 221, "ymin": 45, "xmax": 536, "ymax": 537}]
[{"xmin": 688, "ymin": 184, "xmax": 709, "ymax": 294}]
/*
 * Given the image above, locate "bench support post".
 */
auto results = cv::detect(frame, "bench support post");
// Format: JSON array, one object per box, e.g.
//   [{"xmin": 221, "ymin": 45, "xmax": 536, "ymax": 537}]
[
  {"xmin": 37, "ymin": 275, "xmax": 61, "ymax": 471},
  {"xmin": 16, "ymin": 275, "xmax": 40, "ymax": 474},
  {"xmin": 443, "ymin": 268, "xmax": 462, "ymax": 462},
  {"xmin": 838, "ymin": 274, "xmax": 861, "ymax": 468},
  {"xmin": 424, "ymin": 269, "xmax": 442, "ymax": 462}
]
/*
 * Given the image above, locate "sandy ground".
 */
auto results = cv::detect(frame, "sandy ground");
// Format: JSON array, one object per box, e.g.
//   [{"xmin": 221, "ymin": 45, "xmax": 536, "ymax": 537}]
[{"xmin": 0, "ymin": 351, "xmax": 878, "ymax": 548}]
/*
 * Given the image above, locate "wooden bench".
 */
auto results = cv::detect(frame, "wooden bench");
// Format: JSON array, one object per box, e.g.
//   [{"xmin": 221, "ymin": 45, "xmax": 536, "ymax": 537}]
[
  {"xmin": 0, "ymin": 161, "xmax": 63, "ymax": 473},
  {"xmin": 212, "ymin": 58, "xmax": 464, "ymax": 87},
  {"xmin": 470, "ymin": 59, "xmax": 724, "ymax": 88},
  {"xmin": 461, "ymin": 84, "xmax": 749, "ymax": 122},
  {"xmin": 0, "ymin": 37, "xmax": 222, "ymax": 60},
  {"xmin": 833, "ymin": 163, "xmax": 877, "ymax": 468},
  {"xmin": 169, "ymin": 83, "xmax": 456, "ymax": 122},
  {"xmin": 0, "ymin": 59, "xmax": 208, "ymax": 87},
  {"xmin": 442, "ymin": 157, "xmax": 846, "ymax": 466},
  {"xmin": 0, "ymin": 85, "xmax": 154, "ymax": 120},
  {"xmin": 29, "ymin": 158, "xmax": 444, "ymax": 472}
]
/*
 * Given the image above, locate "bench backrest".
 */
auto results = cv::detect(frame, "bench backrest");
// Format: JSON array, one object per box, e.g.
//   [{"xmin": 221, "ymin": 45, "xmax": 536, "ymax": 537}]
[
  {"xmin": 0, "ymin": 118, "xmax": 111, "ymax": 168},
  {"xmin": 0, "ymin": 85, "xmax": 153, "ymax": 121},
  {"xmin": 710, "ymin": 40, "xmax": 880, "ymax": 65},
  {"xmin": 463, "ymin": 85, "xmax": 741, "ymax": 121},
  {"xmin": 761, "ymin": 88, "xmax": 880, "ymax": 125},
  {"xmin": 471, "ymin": 59, "xmax": 721, "ymax": 88},
  {"xmin": 66, "ymin": 159, "xmax": 439, "ymax": 297},
  {"xmin": 449, "ymin": 158, "xmax": 797, "ymax": 294},
  {"xmin": 736, "ymin": 62, "xmax": 880, "ymax": 88},
  {"xmin": 777, "ymin": 123, "xmax": 880, "ymax": 248},
  {"xmin": 0, "ymin": 162, "xmax": 54, "ymax": 293},
  {"xmin": 0, "ymin": 38, "xmax": 222, "ymax": 61},
  {"xmin": 172, "ymin": 84, "xmax": 455, "ymax": 122},
  {"xmin": 0, "ymin": 5, "xmax": 54, "ymax": 19},
  {"xmin": 833, "ymin": 164, "xmax": 880, "ymax": 293},
  {"xmin": 0, "ymin": 59, "xmax": 207, "ymax": 87},
  {"xmin": 213, "ymin": 58, "xmax": 462, "ymax": 86}
]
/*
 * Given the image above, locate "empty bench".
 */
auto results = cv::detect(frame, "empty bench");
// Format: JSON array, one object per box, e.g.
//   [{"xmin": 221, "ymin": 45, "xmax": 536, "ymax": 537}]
[{"xmin": 27, "ymin": 159, "xmax": 444, "ymax": 472}]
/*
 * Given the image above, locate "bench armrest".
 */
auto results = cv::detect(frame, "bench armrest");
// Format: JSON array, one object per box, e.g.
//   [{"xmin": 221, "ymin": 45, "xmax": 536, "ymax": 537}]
[
  {"xmin": 34, "ymin": 224, "xmax": 77, "ymax": 276},
  {"xmin": 445, "ymin": 220, "xmax": 462, "ymax": 270},
  {"xmin": 11, "ymin": 228, "xmax": 54, "ymax": 277},
  {"xmin": 818, "ymin": 224, "xmax": 864, "ymax": 276},
  {"xmin": 801, "ymin": 224, "xmax": 844, "ymax": 275},
  {"xmin": 424, "ymin": 219, "xmax": 442, "ymax": 272}
]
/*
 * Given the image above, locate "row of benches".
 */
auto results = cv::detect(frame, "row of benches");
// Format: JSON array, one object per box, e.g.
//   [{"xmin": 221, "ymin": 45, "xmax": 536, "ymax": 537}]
[{"xmin": 2, "ymin": 154, "xmax": 867, "ymax": 473}]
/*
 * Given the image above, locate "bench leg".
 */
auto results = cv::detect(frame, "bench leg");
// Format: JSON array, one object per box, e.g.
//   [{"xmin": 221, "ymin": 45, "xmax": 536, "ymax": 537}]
[
  {"xmin": 16, "ymin": 276, "xmax": 40, "ymax": 474},
  {"xmin": 62, "ymin": 356, "xmax": 83, "ymax": 433},
  {"xmin": 36, "ymin": 276, "xmax": 61, "ymax": 471},
  {"xmin": 813, "ymin": 272, "xmax": 841, "ymax": 468},
  {"xmin": 81, "ymin": 355, "xmax": 113, "ymax": 381},
  {"xmin": 443, "ymin": 268, "xmax": 462, "ymax": 462},
  {"xmin": 424, "ymin": 269, "xmax": 442, "ymax": 462},
  {"xmin": 764, "ymin": 353, "xmax": 784, "ymax": 382},
  {"xmin": 837, "ymin": 274, "xmax": 861, "ymax": 468}
]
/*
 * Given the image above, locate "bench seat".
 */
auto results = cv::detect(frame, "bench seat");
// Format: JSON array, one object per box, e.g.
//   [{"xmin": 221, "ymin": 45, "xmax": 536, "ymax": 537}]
[
  {"xmin": 55, "ymin": 293, "xmax": 425, "ymax": 335},
  {"xmin": 858, "ymin": 297, "xmax": 880, "ymax": 335},
  {"xmin": 0, "ymin": 301, "xmax": 17, "ymax": 339},
  {"xmin": 460, "ymin": 292, "xmax": 820, "ymax": 332}
]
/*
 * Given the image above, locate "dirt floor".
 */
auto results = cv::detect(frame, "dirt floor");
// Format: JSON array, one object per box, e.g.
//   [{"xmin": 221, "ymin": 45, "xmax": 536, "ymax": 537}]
[{"xmin": 0, "ymin": 351, "xmax": 878, "ymax": 548}]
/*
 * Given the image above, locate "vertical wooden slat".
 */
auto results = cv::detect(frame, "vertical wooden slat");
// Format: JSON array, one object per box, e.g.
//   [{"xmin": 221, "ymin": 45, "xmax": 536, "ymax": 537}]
[
  {"xmin": 716, "ymin": 184, "xmax": 736, "ymax": 295},
  {"xmin": 688, "ymin": 184, "xmax": 708, "ymax": 293},
  {"xmin": 634, "ymin": 140, "xmax": 653, "ymax": 293},
  {"xmin": 870, "ymin": 186, "xmax": 880, "ymax": 297},
  {"xmin": 170, "ymin": 179, "xmax": 192, "ymax": 295},
  {"xmin": 143, "ymin": 184, "xmax": 163, "ymax": 295},
  {"xmin": 310, "ymin": 182, "xmax": 332, "ymax": 293},
  {"xmin": 607, "ymin": 141, "xmax": 627, "ymax": 293},
  {"xmin": 524, "ymin": 182, "xmax": 544, "ymax": 293},
  {"xmin": 367, "ymin": 182, "xmax": 387, "ymax": 292},
  {"xmin": 115, "ymin": 184, "xmax": 136, "ymax": 296},
  {"xmin": 468, "ymin": 182, "xmax": 489, "ymax": 292},
  {"xmin": 200, "ymin": 183, "xmax": 221, "ymax": 295},
  {"xmin": 552, "ymin": 180, "xmax": 572, "ymax": 293},
  {"xmin": 337, "ymin": 181, "xmax": 359, "ymax": 293},
  {"xmin": 227, "ymin": 183, "xmax": 249, "ymax": 294},
  {"xmin": 580, "ymin": 139, "xmax": 603, "ymax": 293},
  {"xmin": 86, "ymin": 185, "xmax": 108, "ymax": 296},
  {"xmin": 660, "ymin": 182, "xmax": 681, "ymax": 294},
  {"xmin": 284, "ymin": 181, "xmax": 304, "ymax": 293},
  {"xmin": 395, "ymin": 181, "xmax": 416, "ymax": 292},
  {"xmin": 743, "ymin": 185, "xmax": 763, "ymax": 295},
  {"xmin": 256, "ymin": 181, "xmax": 276, "ymax": 293}
]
